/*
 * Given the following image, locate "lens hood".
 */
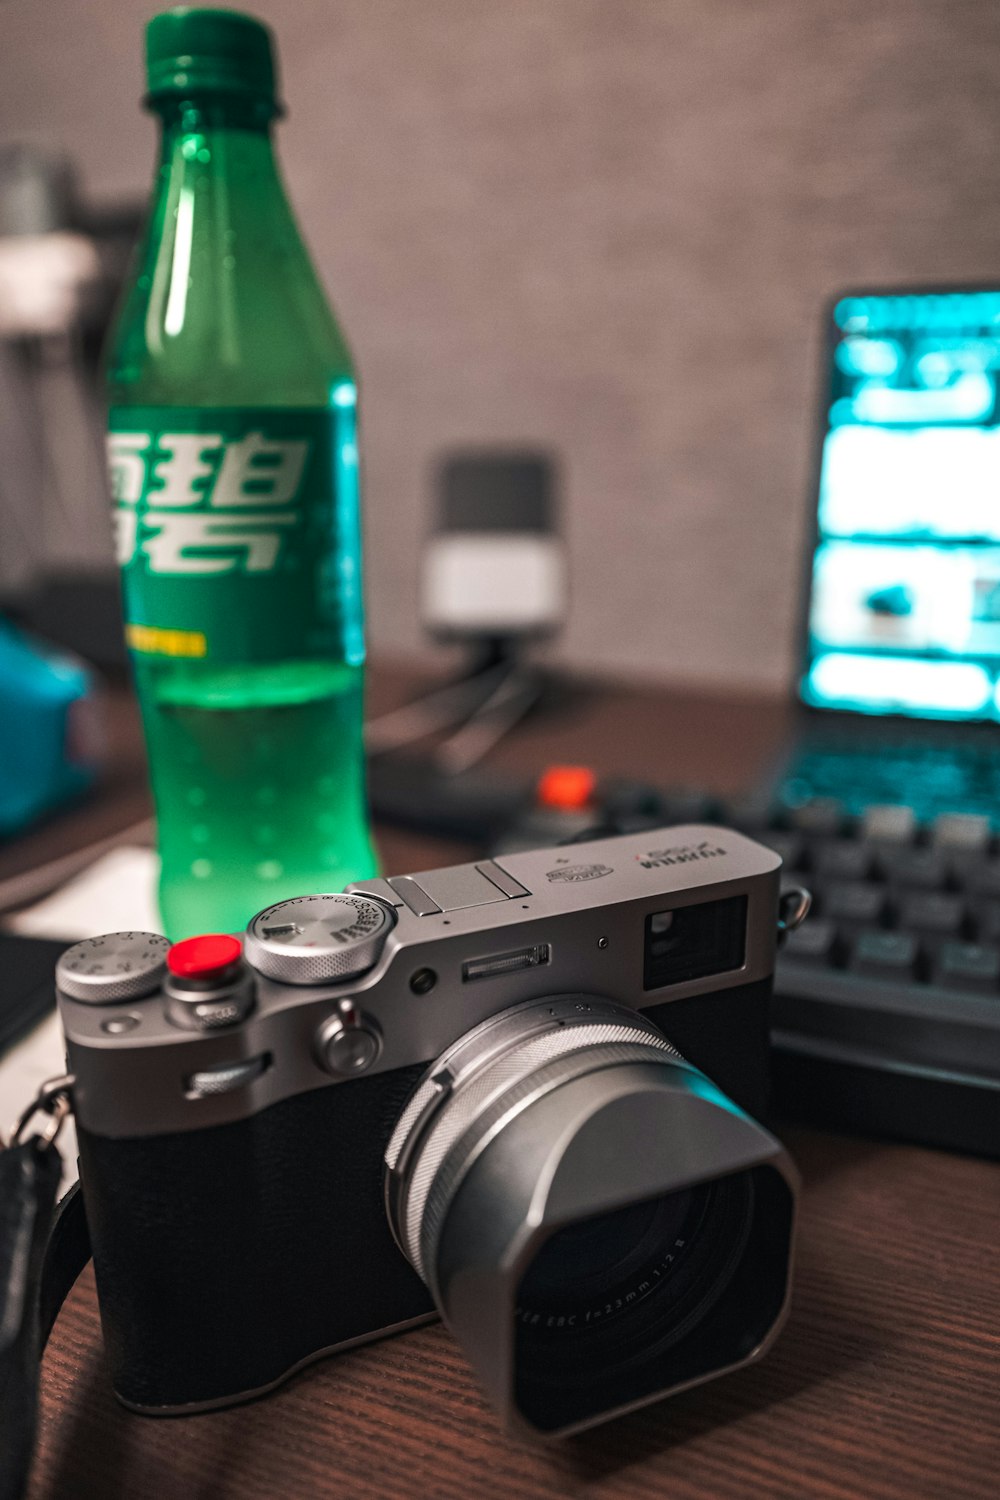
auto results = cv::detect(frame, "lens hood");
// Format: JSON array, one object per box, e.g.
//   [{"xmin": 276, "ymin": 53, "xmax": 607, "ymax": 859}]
[{"xmin": 385, "ymin": 998, "xmax": 797, "ymax": 1437}]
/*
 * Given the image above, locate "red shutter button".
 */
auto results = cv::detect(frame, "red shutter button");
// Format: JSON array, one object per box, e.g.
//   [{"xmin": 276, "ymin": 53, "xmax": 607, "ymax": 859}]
[
  {"xmin": 167, "ymin": 933, "xmax": 243, "ymax": 982},
  {"xmin": 537, "ymin": 765, "xmax": 597, "ymax": 813}
]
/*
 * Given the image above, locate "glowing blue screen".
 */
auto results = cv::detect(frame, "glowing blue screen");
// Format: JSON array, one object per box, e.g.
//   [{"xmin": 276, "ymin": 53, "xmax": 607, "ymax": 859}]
[{"xmin": 802, "ymin": 290, "xmax": 1000, "ymax": 721}]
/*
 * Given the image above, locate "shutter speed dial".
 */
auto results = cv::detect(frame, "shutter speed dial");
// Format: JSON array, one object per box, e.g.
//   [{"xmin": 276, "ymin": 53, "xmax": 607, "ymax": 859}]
[{"xmin": 244, "ymin": 894, "xmax": 394, "ymax": 985}]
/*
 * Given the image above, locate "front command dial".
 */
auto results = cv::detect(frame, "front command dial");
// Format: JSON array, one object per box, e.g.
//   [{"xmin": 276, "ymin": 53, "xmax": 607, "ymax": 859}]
[{"xmin": 244, "ymin": 894, "xmax": 394, "ymax": 984}]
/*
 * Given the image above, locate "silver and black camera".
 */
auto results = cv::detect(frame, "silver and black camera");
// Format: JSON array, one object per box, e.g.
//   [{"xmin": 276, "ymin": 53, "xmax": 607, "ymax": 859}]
[{"xmin": 56, "ymin": 826, "xmax": 798, "ymax": 1438}]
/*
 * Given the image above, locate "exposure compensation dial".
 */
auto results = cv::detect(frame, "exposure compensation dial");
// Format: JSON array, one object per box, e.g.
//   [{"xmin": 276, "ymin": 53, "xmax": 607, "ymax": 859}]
[{"xmin": 56, "ymin": 932, "xmax": 170, "ymax": 1004}]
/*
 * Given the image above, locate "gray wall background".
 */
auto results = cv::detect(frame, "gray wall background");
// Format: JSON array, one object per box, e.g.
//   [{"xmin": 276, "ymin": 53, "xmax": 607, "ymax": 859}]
[{"xmin": 2, "ymin": 0, "xmax": 999, "ymax": 692}]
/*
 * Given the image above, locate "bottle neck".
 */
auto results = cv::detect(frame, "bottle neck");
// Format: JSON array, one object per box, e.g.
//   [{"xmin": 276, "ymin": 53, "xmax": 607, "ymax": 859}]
[
  {"xmin": 151, "ymin": 94, "xmax": 279, "ymax": 141},
  {"xmin": 150, "ymin": 96, "xmax": 286, "ymax": 207}
]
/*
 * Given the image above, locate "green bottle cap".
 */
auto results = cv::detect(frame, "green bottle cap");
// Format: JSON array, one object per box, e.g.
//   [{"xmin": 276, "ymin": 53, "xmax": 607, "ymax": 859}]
[{"xmin": 145, "ymin": 7, "xmax": 279, "ymax": 105}]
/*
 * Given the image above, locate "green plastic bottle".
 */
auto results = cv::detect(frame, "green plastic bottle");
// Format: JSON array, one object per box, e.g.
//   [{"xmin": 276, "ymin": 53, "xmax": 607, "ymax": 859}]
[{"xmin": 105, "ymin": 7, "xmax": 377, "ymax": 938}]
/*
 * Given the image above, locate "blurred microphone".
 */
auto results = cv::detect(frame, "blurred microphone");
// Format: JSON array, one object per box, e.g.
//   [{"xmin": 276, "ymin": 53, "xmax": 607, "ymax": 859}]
[{"xmin": 421, "ymin": 451, "xmax": 567, "ymax": 658}]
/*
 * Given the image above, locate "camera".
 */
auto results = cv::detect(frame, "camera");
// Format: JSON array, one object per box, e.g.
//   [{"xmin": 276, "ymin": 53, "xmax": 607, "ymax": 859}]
[{"xmin": 56, "ymin": 826, "xmax": 798, "ymax": 1438}]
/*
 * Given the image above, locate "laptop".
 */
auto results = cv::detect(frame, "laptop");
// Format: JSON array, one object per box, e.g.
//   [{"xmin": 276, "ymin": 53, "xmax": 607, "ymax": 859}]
[{"xmin": 776, "ymin": 284, "xmax": 1000, "ymax": 822}]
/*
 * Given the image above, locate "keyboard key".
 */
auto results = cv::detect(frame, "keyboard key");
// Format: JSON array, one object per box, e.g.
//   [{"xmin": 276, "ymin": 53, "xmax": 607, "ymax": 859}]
[
  {"xmin": 782, "ymin": 917, "xmax": 837, "ymax": 965},
  {"xmin": 849, "ymin": 929, "xmax": 919, "ymax": 979},
  {"xmin": 861, "ymin": 804, "xmax": 917, "ymax": 844},
  {"xmin": 824, "ymin": 881, "xmax": 886, "ymax": 926},
  {"xmin": 725, "ymin": 789, "xmax": 774, "ymax": 830},
  {"xmin": 660, "ymin": 789, "xmax": 719, "ymax": 823},
  {"xmin": 788, "ymin": 799, "xmax": 844, "ymax": 836},
  {"xmin": 932, "ymin": 814, "xmax": 991, "ymax": 852},
  {"xmin": 878, "ymin": 847, "xmax": 947, "ymax": 890},
  {"xmin": 601, "ymin": 780, "xmax": 667, "ymax": 823},
  {"xmin": 814, "ymin": 840, "xmax": 871, "ymax": 882},
  {"xmin": 959, "ymin": 859, "xmax": 1000, "ymax": 900},
  {"xmin": 897, "ymin": 893, "xmax": 966, "ymax": 937},
  {"xmin": 934, "ymin": 941, "xmax": 1000, "ymax": 994},
  {"xmin": 969, "ymin": 899, "xmax": 1000, "ymax": 944}
]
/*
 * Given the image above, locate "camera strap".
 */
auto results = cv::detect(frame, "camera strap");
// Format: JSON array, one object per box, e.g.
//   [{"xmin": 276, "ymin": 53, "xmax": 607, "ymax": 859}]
[{"xmin": 0, "ymin": 1079, "xmax": 91, "ymax": 1500}]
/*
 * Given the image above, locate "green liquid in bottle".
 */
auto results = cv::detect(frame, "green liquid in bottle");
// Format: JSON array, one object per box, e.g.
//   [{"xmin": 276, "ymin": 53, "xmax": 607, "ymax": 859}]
[
  {"xmin": 139, "ymin": 659, "xmax": 372, "ymax": 937},
  {"xmin": 106, "ymin": 10, "xmax": 377, "ymax": 937}
]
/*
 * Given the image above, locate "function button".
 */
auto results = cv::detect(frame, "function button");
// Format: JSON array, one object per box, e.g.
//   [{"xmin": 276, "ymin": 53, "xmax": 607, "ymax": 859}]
[
  {"xmin": 814, "ymin": 840, "xmax": 871, "ymax": 883},
  {"xmin": 781, "ymin": 917, "xmax": 838, "ymax": 965},
  {"xmin": 861, "ymin": 804, "xmax": 917, "ymax": 845},
  {"xmin": 823, "ymin": 881, "xmax": 886, "ymax": 927},
  {"xmin": 57, "ymin": 932, "xmax": 170, "ymax": 1005},
  {"xmin": 897, "ymin": 893, "xmax": 966, "ymax": 938},
  {"xmin": 934, "ymin": 941, "xmax": 1000, "ymax": 995},
  {"xmin": 536, "ymin": 765, "xmax": 597, "ymax": 812},
  {"xmin": 101, "ymin": 1014, "xmax": 141, "ymax": 1035},
  {"xmin": 167, "ymin": 933, "xmax": 242, "ymax": 981},
  {"xmin": 849, "ymin": 930, "xmax": 919, "ymax": 980},
  {"xmin": 931, "ymin": 814, "xmax": 991, "ymax": 852},
  {"xmin": 878, "ymin": 847, "xmax": 948, "ymax": 891}
]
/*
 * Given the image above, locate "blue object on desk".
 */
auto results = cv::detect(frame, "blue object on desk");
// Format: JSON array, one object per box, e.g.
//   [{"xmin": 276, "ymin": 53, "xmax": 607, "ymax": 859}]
[{"xmin": 0, "ymin": 619, "xmax": 98, "ymax": 836}]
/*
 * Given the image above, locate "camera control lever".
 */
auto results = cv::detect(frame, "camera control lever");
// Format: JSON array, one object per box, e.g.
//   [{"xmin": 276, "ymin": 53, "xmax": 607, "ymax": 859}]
[{"xmin": 316, "ymin": 999, "xmax": 382, "ymax": 1077}]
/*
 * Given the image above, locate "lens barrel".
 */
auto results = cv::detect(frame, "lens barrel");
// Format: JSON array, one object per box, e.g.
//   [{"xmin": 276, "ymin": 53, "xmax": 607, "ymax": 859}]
[{"xmin": 384, "ymin": 997, "xmax": 797, "ymax": 1436}]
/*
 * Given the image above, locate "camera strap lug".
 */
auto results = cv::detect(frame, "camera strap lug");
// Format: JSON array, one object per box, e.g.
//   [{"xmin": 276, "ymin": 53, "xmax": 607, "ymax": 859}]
[
  {"xmin": 3, "ymin": 1073, "xmax": 75, "ymax": 1154},
  {"xmin": 0, "ymin": 1075, "xmax": 90, "ymax": 1500},
  {"xmin": 777, "ymin": 886, "xmax": 812, "ymax": 943}
]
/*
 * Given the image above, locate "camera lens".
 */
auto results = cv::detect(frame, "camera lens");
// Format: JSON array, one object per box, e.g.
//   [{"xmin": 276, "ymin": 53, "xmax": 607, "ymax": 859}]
[
  {"xmin": 516, "ymin": 1186, "xmax": 704, "ymax": 1333},
  {"xmin": 384, "ymin": 996, "xmax": 796, "ymax": 1437}
]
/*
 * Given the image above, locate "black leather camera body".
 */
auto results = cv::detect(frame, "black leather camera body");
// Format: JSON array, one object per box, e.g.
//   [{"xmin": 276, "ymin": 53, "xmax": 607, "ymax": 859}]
[{"xmin": 58, "ymin": 827, "xmax": 798, "ymax": 1437}]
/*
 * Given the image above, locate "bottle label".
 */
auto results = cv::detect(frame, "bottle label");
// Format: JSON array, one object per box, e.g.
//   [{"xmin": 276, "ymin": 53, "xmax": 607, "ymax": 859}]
[{"xmin": 107, "ymin": 402, "xmax": 364, "ymax": 664}]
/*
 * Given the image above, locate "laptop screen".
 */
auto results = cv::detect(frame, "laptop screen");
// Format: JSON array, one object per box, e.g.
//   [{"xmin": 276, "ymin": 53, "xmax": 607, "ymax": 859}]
[{"xmin": 801, "ymin": 288, "xmax": 1000, "ymax": 723}]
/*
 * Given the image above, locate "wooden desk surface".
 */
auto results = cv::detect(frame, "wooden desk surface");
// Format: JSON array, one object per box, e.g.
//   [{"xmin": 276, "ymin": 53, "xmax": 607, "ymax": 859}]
[{"xmin": 10, "ymin": 666, "xmax": 1000, "ymax": 1500}]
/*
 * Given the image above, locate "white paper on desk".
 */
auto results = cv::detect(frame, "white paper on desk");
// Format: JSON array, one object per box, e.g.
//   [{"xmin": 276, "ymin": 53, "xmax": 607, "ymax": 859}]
[{"xmin": 8, "ymin": 846, "xmax": 163, "ymax": 941}]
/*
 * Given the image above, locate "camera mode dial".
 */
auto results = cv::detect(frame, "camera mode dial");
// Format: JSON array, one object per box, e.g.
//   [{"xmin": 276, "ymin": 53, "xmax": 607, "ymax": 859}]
[{"xmin": 244, "ymin": 893, "xmax": 394, "ymax": 985}]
